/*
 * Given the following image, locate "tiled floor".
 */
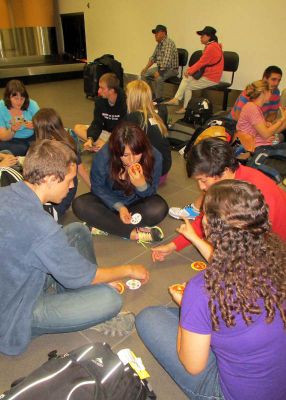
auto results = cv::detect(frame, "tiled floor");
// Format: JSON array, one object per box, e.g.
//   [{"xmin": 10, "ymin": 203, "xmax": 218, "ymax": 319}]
[{"xmin": 0, "ymin": 78, "xmax": 226, "ymax": 398}]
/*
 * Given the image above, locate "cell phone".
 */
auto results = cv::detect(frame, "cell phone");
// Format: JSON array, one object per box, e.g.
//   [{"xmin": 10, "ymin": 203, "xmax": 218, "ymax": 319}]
[{"xmin": 15, "ymin": 116, "xmax": 26, "ymax": 123}]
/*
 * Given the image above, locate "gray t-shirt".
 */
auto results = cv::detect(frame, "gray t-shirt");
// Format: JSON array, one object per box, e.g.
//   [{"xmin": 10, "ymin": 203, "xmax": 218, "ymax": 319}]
[{"xmin": 0, "ymin": 182, "xmax": 96, "ymax": 355}]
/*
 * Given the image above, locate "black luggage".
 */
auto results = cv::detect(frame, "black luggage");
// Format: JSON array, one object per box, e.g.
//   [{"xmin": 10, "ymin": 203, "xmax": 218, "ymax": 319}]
[
  {"xmin": 84, "ymin": 54, "xmax": 124, "ymax": 98},
  {"xmin": 2, "ymin": 342, "xmax": 156, "ymax": 400}
]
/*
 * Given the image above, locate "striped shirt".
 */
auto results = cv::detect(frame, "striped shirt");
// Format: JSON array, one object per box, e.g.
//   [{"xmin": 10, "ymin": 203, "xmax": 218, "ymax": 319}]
[
  {"xmin": 229, "ymin": 88, "xmax": 280, "ymax": 121},
  {"xmin": 150, "ymin": 37, "xmax": 178, "ymax": 71}
]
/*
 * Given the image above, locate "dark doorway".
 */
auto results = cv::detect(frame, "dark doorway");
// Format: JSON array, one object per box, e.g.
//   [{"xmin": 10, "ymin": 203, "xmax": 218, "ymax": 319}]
[{"xmin": 60, "ymin": 13, "xmax": 87, "ymax": 60}]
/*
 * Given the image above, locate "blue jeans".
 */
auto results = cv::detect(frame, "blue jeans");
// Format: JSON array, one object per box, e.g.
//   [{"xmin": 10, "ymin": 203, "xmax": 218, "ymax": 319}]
[
  {"xmin": 0, "ymin": 135, "xmax": 35, "ymax": 156},
  {"xmin": 136, "ymin": 307, "xmax": 224, "ymax": 400},
  {"xmin": 31, "ymin": 222, "xmax": 122, "ymax": 336}
]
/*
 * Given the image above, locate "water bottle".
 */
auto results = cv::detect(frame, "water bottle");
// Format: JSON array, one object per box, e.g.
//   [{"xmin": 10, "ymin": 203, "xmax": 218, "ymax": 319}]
[{"xmin": 272, "ymin": 134, "xmax": 279, "ymax": 145}]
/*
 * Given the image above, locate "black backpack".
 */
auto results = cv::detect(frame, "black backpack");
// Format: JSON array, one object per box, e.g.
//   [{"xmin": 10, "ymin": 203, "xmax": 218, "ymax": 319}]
[
  {"xmin": 93, "ymin": 54, "xmax": 124, "ymax": 89},
  {"xmin": 1, "ymin": 343, "xmax": 156, "ymax": 400},
  {"xmin": 84, "ymin": 54, "xmax": 124, "ymax": 98},
  {"xmin": 183, "ymin": 97, "xmax": 213, "ymax": 126},
  {"xmin": 0, "ymin": 167, "xmax": 23, "ymax": 187}
]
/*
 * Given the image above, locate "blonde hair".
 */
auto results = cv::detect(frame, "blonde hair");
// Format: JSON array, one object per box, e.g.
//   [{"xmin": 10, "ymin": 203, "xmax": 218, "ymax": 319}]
[
  {"xmin": 245, "ymin": 80, "xmax": 270, "ymax": 100},
  {"xmin": 126, "ymin": 80, "xmax": 167, "ymax": 136}
]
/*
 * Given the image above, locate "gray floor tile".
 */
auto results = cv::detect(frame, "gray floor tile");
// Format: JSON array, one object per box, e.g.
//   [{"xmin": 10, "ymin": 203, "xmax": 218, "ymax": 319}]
[
  {"xmin": 91, "ymin": 234, "xmax": 149, "ymax": 266},
  {"xmin": 0, "ymin": 331, "xmax": 89, "ymax": 393}
]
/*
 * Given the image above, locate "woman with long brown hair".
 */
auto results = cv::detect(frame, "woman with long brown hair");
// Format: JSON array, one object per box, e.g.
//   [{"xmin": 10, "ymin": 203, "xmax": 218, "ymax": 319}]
[
  {"xmin": 33, "ymin": 108, "xmax": 90, "ymax": 217},
  {"xmin": 136, "ymin": 179, "xmax": 286, "ymax": 400},
  {"xmin": 0, "ymin": 79, "xmax": 39, "ymax": 155},
  {"xmin": 73, "ymin": 121, "xmax": 168, "ymax": 242}
]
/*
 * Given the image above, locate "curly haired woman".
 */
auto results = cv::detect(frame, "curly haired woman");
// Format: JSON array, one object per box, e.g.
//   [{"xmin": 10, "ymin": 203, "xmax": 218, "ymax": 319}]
[{"xmin": 136, "ymin": 179, "xmax": 286, "ymax": 400}]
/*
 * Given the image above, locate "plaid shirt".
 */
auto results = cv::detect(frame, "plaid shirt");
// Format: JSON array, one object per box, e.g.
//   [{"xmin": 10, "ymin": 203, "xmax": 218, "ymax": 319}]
[{"xmin": 150, "ymin": 37, "xmax": 178, "ymax": 71}]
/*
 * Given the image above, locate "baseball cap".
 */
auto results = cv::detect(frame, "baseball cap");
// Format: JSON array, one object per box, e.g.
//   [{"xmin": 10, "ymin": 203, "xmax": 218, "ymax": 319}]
[
  {"xmin": 152, "ymin": 24, "xmax": 167, "ymax": 34},
  {"xmin": 196, "ymin": 26, "xmax": 217, "ymax": 36}
]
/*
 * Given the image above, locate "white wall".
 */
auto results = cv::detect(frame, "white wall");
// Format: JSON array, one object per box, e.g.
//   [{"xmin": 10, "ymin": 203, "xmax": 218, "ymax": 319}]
[{"xmin": 57, "ymin": 0, "xmax": 286, "ymax": 90}]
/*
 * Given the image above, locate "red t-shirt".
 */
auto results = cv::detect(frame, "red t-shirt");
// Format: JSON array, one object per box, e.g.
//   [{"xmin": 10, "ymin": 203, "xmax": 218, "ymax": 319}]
[{"xmin": 173, "ymin": 164, "xmax": 286, "ymax": 251}]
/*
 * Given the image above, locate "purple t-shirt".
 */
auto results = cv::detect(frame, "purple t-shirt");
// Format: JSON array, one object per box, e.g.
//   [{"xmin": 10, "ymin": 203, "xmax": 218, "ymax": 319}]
[{"xmin": 180, "ymin": 273, "xmax": 286, "ymax": 400}]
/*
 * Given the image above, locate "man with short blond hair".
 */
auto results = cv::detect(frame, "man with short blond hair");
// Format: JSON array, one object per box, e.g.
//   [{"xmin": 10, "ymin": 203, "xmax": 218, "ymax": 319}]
[{"xmin": 74, "ymin": 72, "xmax": 127, "ymax": 151}]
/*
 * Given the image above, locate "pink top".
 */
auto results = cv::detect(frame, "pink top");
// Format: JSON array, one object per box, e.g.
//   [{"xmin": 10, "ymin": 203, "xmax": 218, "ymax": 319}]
[{"xmin": 236, "ymin": 102, "xmax": 273, "ymax": 147}]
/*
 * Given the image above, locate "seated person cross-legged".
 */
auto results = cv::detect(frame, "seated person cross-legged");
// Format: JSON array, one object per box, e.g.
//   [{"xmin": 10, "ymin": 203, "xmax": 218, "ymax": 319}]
[
  {"xmin": 136, "ymin": 179, "xmax": 286, "ymax": 400},
  {"xmin": 236, "ymin": 80, "xmax": 286, "ymax": 150},
  {"xmin": 74, "ymin": 72, "xmax": 127, "ymax": 152},
  {"xmin": 72, "ymin": 122, "xmax": 168, "ymax": 244},
  {"xmin": 0, "ymin": 139, "xmax": 150, "ymax": 356}
]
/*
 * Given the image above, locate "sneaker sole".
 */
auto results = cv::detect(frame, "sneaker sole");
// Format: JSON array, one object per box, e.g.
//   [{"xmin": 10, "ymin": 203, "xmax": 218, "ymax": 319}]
[{"xmin": 168, "ymin": 212, "xmax": 197, "ymax": 220}]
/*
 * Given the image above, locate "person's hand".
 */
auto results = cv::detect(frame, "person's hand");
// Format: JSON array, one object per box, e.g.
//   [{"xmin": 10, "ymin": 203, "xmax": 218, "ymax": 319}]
[
  {"xmin": 10, "ymin": 121, "xmax": 22, "ymax": 133},
  {"xmin": 184, "ymin": 70, "xmax": 190, "ymax": 78},
  {"xmin": 265, "ymin": 121, "xmax": 272, "ymax": 128},
  {"xmin": 128, "ymin": 264, "xmax": 150, "ymax": 284},
  {"xmin": 90, "ymin": 139, "xmax": 105, "ymax": 152},
  {"xmin": 151, "ymin": 242, "xmax": 176, "ymax": 262},
  {"xmin": 176, "ymin": 218, "xmax": 199, "ymax": 242},
  {"xmin": 128, "ymin": 163, "xmax": 146, "ymax": 187},
  {"xmin": 119, "ymin": 206, "xmax": 132, "ymax": 224},
  {"xmin": 0, "ymin": 153, "xmax": 18, "ymax": 167},
  {"xmin": 169, "ymin": 282, "xmax": 186, "ymax": 306},
  {"xmin": 83, "ymin": 137, "xmax": 94, "ymax": 150},
  {"xmin": 24, "ymin": 120, "xmax": 33, "ymax": 130},
  {"xmin": 154, "ymin": 71, "xmax": 160, "ymax": 80}
]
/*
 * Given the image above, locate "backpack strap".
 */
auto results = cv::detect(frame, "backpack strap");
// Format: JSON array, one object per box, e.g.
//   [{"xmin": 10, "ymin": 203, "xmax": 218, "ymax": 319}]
[{"xmin": 0, "ymin": 167, "xmax": 23, "ymax": 182}]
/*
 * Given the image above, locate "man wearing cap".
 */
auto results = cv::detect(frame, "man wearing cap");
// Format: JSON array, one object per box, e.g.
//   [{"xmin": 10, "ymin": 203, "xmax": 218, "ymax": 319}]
[
  {"xmin": 141, "ymin": 25, "xmax": 178, "ymax": 102},
  {"xmin": 165, "ymin": 26, "xmax": 223, "ymax": 114}
]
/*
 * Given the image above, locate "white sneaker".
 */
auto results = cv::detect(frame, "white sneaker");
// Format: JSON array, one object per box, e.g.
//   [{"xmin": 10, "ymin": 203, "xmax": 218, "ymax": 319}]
[{"xmin": 169, "ymin": 204, "xmax": 200, "ymax": 220}]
